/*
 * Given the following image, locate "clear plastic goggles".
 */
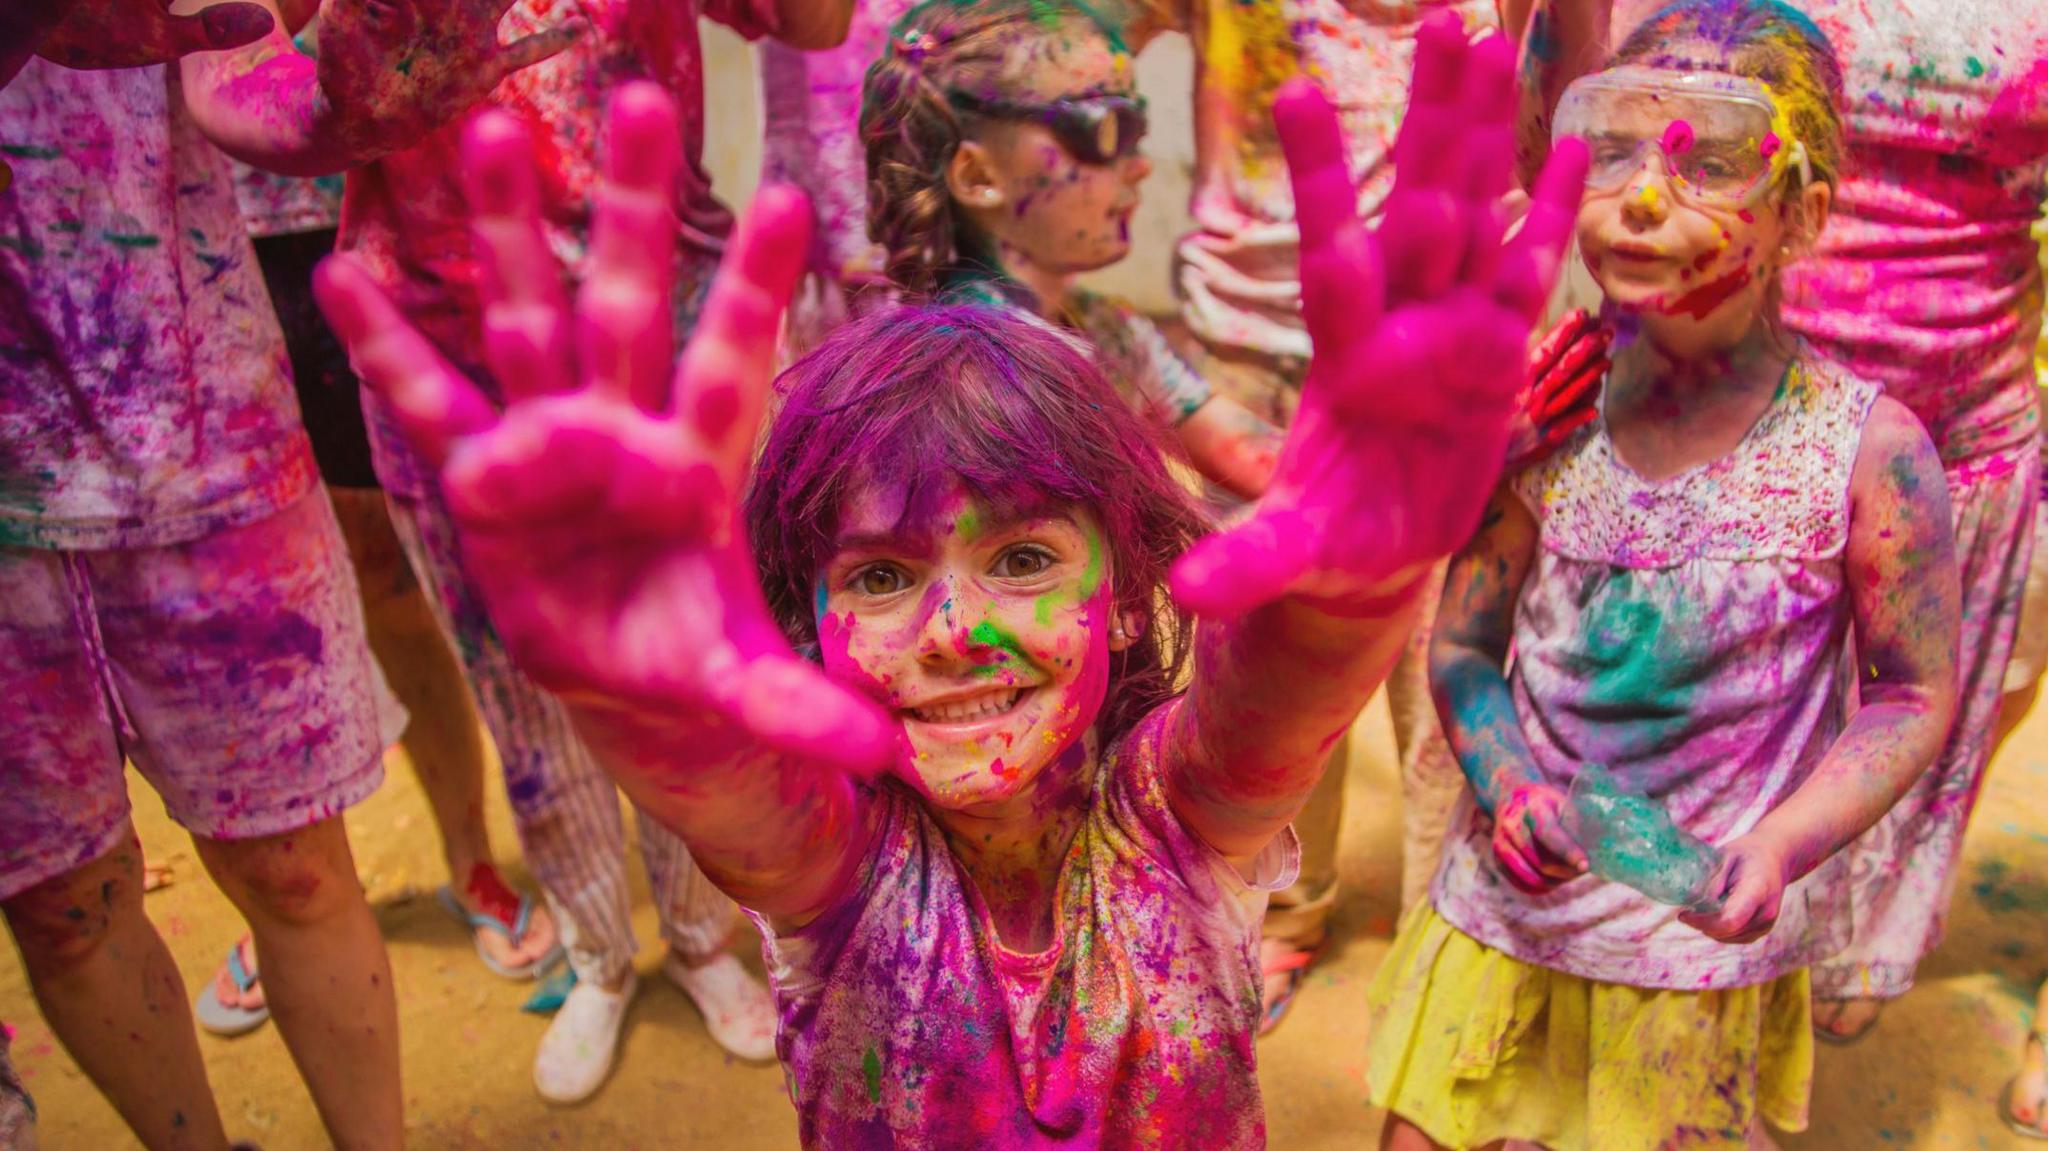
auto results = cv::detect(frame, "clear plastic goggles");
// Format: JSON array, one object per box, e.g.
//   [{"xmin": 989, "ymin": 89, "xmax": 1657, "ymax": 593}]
[{"xmin": 1553, "ymin": 66, "xmax": 1811, "ymax": 208}]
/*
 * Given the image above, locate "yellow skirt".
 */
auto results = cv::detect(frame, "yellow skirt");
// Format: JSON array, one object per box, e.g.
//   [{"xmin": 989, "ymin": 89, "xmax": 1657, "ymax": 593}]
[{"xmin": 1365, "ymin": 903, "xmax": 1813, "ymax": 1151}]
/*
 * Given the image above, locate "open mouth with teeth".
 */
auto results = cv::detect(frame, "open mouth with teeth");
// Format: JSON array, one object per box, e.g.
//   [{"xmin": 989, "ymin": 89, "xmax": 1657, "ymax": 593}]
[{"xmin": 907, "ymin": 688, "xmax": 1029, "ymax": 726}]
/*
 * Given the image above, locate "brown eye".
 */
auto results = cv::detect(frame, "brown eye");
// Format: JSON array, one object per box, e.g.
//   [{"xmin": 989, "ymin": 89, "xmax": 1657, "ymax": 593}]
[
  {"xmin": 996, "ymin": 547, "xmax": 1054, "ymax": 579},
  {"xmin": 856, "ymin": 566, "xmax": 907, "ymax": 595}
]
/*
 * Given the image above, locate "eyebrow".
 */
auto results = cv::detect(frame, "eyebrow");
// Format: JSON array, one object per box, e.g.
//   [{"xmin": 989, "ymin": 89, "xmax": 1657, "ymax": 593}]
[{"xmin": 831, "ymin": 509, "xmax": 1078, "ymax": 556}]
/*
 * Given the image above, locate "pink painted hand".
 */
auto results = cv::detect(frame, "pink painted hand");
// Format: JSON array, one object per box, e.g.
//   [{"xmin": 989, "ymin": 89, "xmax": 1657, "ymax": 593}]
[
  {"xmin": 1677, "ymin": 832, "xmax": 1792, "ymax": 945},
  {"xmin": 316, "ymin": 0, "xmax": 581, "ymax": 152},
  {"xmin": 1169, "ymin": 21, "xmax": 1589, "ymax": 617},
  {"xmin": 1492, "ymin": 781, "xmax": 1588, "ymax": 894},
  {"xmin": 1505, "ymin": 307, "xmax": 1610, "ymax": 472},
  {"xmin": 33, "ymin": 0, "xmax": 274, "ymax": 70},
  {"xmin": 313, "ymin": 82, "xmax": 896, "ymax": 777}
]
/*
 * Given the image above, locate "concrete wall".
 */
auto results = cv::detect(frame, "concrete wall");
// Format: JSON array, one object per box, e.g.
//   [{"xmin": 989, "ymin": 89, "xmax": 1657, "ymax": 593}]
[{"xmin": 698, "ymin": 21, "xmax": 1198, "ymax": 314}]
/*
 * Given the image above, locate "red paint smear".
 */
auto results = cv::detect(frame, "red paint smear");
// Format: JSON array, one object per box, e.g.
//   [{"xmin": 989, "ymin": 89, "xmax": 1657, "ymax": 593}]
[{"xmin": 1662, "ymin": 265, "xmax": 1753, "ymax": 320}]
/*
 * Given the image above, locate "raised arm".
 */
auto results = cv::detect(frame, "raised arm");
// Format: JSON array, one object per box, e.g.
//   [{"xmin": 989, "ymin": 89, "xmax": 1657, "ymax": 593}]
[
  {"xmin": 1512, "ymin": 0, "xmax": 1612, "ymax": 187},
  {"xmin": 1, "ymin": 0, "xmax": 273, "ymax": 91},
  {"xmin": 177, "ymin": 0, "xmax": 578, "ymax": 177},
  {"xmin": 1161, "ymin": 21, "xmax": 1589, "ymax": 863},
  {"xmin": 1681, "ymin": 396, "xmax": 1960, "ymax": 943},
  {"xmin": 314, "ymin": 84, "xmax": 896, "ymax": 926}
]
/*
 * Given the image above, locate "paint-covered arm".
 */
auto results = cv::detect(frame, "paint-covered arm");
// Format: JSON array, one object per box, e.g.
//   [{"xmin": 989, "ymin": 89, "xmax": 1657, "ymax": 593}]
[
  {"xmin": 176, "ymin": 0, "xmax": 579, "ymax": 178},
  {"xmin": 762, "ymin": 0, "xmax": 853, "ymax": 49},
  {"xmin": 1161, "ymin": 24, "xmax": 1589, "ymax": 862},
  {"xmin": 1, "ymin": 0, "xmax": 275, "ymax": 90},
  {"xmin": 1429, "ymin": 488, "xmax": 1589, "ymax": 890},
  {"xmin": 1512, "ymin": 0, "xmax": 1611, "ymax": 188},
  {"xmin": 314, "ymin": 86, "xmax": 897, "ymax": 926},
  {"xmin": 1681, "ymin": 396, "xmax": 1960, "ymax": 944}
]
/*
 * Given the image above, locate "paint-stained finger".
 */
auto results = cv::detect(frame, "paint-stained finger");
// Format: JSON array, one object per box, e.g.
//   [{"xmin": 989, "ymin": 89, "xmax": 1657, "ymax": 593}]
[
  {"xmin": 492, "ymin": 20, "xmax": 583, "ymax": 80},
  {"xmin": 1274, "ymin": 79, "xmax": 1355, "ymax": 258},
  {"xmin": 672, "ymin": 183, "xmax": 814, "ymax": 482},
  {"xmin": 315, "ymin": 255, "xmax": 498, "ymax": 470},
  {"xmin": 463, "ymin": 111, "xmax": 576, "ymax": 401},
  {"xmin": 581, "ymin": 82, "xmax": 682, "ymax": 411},
  {"xmin": 1168, "ymin": 508, "xmax": 1316, "ymax": 618},
  {"xmin": 1527, "ymin": 308, "xmax": 1594, "ymax": 379},
  {"xmin": 1493, "ymin": 137, "xmax": 1588, "ymax": 319}
]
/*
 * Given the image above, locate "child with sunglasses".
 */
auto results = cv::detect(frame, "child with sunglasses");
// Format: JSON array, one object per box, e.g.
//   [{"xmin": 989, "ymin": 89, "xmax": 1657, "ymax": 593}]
[
  {"xmin": 860, "ymin": 0, "xmax": 1284, "ymax": 499},
  {"xmin": 1372, "ymin": 3, "xmax": 1962, "ymax": 1148}
]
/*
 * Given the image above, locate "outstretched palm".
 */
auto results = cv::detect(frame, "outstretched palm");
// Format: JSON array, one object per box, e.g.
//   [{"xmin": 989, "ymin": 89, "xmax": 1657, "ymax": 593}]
[
  {"xmin": 316, "ymin": 84, "xmax": 895, "ymax": 774},
  {"xmin": 1171, "ymin": 21, "xmax": 1588, "ymax": 615}
]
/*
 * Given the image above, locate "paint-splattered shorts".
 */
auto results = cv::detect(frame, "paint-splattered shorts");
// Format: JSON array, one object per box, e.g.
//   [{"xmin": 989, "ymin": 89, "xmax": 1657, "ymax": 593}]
[{"xmin": 0, "ymin": 487, "xmax": 389, "ymax": 901}]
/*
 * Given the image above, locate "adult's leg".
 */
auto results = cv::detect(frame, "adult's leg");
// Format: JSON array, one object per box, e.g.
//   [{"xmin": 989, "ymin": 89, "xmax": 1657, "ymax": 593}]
[
  {"xmin": 385, "ymin": 492, "xmax": 641, "ymax": 992},
  {"xmin": 328, "ymin": 485, "xmax": 558, "ymax": 970},
  {"xmin": 0, "ymin": 544, "xmax": 229, "ymax": 1151},
  {"xmin": 1813, "ymin": 449, "xmax": 2039, "ymax": 1026},
  {"xmin": 193, "ymin": 819, "xmax": 400, "ymax": 1150},
  {"xmin": 3, "ymin": 834, "xmax": 229, "ymax": 1151}
]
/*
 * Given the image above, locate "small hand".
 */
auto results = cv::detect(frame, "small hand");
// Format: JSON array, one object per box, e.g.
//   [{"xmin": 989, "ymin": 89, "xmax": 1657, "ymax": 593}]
[
  {"xmin": 1504, "ymin": 307, "xmax": 1610, "ymax": 472},
  {"xmin": 35, "ymin": 0, "xmax": 275, "ymax": 70},
  {"xmin": 1492, "ymin": 781, "xmax": 1588, "ymax": 893},
  {"xmin": 1678, "ymin": 833, "xmax": 1791, "ymax": 944},
  {"xmin": 314, "ymin": 82, "xmax": 895, "ymax": 776},
  {"xmin": 1169, "ymin": 19, "xmax": 1589, "ymax": 615},
  {"xmin": 317, "ymin": 0, "xmax": 580, "ymax": 150}
]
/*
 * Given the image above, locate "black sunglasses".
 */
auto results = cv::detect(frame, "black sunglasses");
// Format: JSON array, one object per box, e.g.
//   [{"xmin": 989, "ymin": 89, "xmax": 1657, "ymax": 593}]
[{"xmin": 945, "ymin": 90, "xmax": 1149, "ymax": 165}]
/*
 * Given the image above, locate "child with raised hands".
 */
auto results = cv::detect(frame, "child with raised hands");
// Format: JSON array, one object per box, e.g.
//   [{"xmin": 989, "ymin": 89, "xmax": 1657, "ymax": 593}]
[
  {"xmin": 315, "ymin": 18, "xmax": 1586, "ymax": 1145},
  {"xmin": 1380, "ymin": 3, "xmax": 1961, "ymax": 1148},
  {"xmin": 860, "ymin": 0, "xmax": 1283, "ymax": 498}
]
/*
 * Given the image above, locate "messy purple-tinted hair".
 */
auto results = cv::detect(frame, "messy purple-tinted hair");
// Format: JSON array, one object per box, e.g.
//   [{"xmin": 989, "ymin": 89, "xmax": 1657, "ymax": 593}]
[{"xmin": 746, "ymin": 303, "xmax": 1209, "ymax": 745}]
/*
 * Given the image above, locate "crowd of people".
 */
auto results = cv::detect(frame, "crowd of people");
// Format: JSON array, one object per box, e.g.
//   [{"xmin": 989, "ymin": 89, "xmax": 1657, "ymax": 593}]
[{"xmin": 0, "ymin": 0, "xmax": 2044, "ymax": 1148}]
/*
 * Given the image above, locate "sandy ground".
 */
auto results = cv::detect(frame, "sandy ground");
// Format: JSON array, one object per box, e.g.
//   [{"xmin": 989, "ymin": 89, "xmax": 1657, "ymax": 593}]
[{"xmin": 5, "ymin": 690, "xmax": 2047, "ymax": 1150}]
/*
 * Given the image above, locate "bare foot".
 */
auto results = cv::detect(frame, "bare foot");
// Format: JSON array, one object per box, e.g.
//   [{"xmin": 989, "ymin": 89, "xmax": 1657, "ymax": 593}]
[
  {"xmin": 2009, "ymin": 1031, "xmax": 2048, "ymax": 1134},
  {"xmin": 454, "ymin": 863, "xmax": 559, "ymax": 973},
  {"xmin": 212, "ymin": 935, "xmax": 265, "ymax": 1012},
  {"xmin": 1812, "ymin": 996, "xmax": 1882, "ymax": 1042}
]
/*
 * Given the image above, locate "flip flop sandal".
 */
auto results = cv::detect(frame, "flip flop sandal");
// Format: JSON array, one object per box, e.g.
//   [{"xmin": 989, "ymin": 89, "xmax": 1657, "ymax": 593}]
[
  {"xmin": 195, "ymin": 943, "xmax": 269, "ymax": 1037},
  {"xmin": 437, "ymin": 882, "xmax": 565, "ymax": 980},
  {"xmin": 2000, "ymin": 1027, "xmax": 2048, "ymax": 1140},
  {"xmin": 1811, "ymin": 1000, "xmax": 1882, "ymax": 1046},
  {"xmin": 1258, "ymin": 947, "xmax": 1316, "ymax": 1038}
]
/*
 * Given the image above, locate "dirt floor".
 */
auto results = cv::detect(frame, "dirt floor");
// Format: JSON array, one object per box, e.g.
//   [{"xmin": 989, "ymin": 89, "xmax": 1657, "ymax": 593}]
[{"xmin": 6, "ymin": 690, "xmax": 2047, "ymax": 1150}]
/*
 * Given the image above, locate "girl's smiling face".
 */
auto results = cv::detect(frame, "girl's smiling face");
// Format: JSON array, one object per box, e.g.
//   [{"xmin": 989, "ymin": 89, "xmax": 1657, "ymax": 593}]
[
  {"xmin": 945, "ymin": 24, "xmax": 1150, "ymax": 278},
  {"xmin": 814, "ymin": 482, "xmax": 1122, "ymax": 810}
]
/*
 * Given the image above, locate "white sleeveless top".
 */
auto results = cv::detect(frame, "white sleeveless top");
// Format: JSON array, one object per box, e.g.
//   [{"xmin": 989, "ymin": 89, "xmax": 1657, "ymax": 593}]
[{"xmin": 1431, "ymin": 358, "xmax": 1882, "ymax": 990}]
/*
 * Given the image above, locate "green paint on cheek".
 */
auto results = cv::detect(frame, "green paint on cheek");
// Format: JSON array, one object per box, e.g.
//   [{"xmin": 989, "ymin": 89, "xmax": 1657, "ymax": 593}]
[
  {"xmin": 1966, "ymin": 56, "xmax": 1987, "ymax": 78},
  {"xmin": 1078, "ymin": 530, "xmax": 1106, "ymax": 599},
  {"xmin": 862, "ymin": 1047, "xmax": 883, "ymax": 1103},
  {"xmin": 1034, "ymin": 592, "xmax": 1058, "ymax": 628},
  {"xmin": 968, "ymin": 619, "xmax": 1029, "ymax": 674}
]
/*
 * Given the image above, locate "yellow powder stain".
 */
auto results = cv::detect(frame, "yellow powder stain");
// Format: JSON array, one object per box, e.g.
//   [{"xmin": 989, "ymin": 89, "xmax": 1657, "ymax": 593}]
[{"xmin": 1637, "ymin": 183, "xmax": 1662, "ymax": 210}]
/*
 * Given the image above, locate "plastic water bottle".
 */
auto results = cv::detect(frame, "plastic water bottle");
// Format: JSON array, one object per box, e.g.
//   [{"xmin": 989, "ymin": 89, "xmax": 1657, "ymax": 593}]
[{"xmin": 1566, "ymin": 764, "xmax": 1724, "ymax": 912}]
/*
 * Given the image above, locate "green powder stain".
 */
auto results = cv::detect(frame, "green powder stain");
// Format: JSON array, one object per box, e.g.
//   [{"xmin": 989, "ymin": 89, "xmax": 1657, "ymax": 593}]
[
  {"xmin": 1966, "ymin": 56, "xmax": 1986, "ymax": 79},
  {"xmin": 1886, "ymin": 451, "xmax": 1921, "ymax": 497},
  {"xmin": 1971, "ymin": 858, "xmax": 2048, "ymax": 916},
  {"xmin": 861, "ymin": 1047, "xmax": 882, "ymax": 1103},
  {"xmin": 50, "ymin": 220, "xmax": 82, "ymax": 234},
  {"xmin": 101, "ymin": 232, "xmax": 160, "ymax": 250},
  {"xmin": 0, "ymin": 145, "xmax": 60, "ymax": 160},
  {"xmin": 1078, "ymin": 528, "xmax": 1106, "ymax": 599},
  {"xmin": 0, "ymin": 236, "xmax": 44, "ymax": 260},
  {"xmin": 956, "ymin": 506, "xmax": 981, "ymax": 541},
  {"xmin": 1579, "ymin": 578, "xmax": 1696, "ymax": 736},
  {"xmin": 968, "ymin": 618, "xmax": 1029, "ymax": 676},
  {"xmin": 1034, "ymin": 592, "xmax": 1058, "ymax": 628}
]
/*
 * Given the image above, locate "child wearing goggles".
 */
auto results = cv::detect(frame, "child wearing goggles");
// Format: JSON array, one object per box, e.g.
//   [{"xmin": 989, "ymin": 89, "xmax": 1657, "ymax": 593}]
[
  {"xmin": 1368, "ymin": 3, "xmax": 1962, "ymax": 1149},
  {"xmin": 860, "ymin": 0, "xmax": 1285, "ymax": 499}
]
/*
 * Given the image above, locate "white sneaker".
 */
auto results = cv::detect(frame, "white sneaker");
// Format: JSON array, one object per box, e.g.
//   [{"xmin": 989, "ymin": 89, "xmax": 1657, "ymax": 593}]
[
  {"xmin": 533, "ymin": 970, "xmax": 637, "ymax": 1105},
  {"xmin": 664, "ymin": 950, "xmax": 778, "ymax": 1063}
]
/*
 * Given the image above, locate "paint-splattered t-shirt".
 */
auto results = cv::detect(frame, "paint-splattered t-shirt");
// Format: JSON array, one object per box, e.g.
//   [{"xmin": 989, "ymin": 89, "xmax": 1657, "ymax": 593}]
[
  {"xmin": 1617, "ymin": 0, "xmax": 2048, "ymax": 464},
  {"xmin": 0, "ymin": 61, "xmax": 315, "ymax": 549},
  {"xmin": 1431, "ymin": 358, "xmax": 1881, "ymax": 991},
  {"xmin": 342, "ymin": 0, "xmax": 776, "ymax": 498},
  {"xmin": 1177, "ymin": 0, "xmax": 1497, "ymax": 363},
  {"xmin": 755, "ymin": 701, "xmax": 1299, "ymax": 1149}
]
